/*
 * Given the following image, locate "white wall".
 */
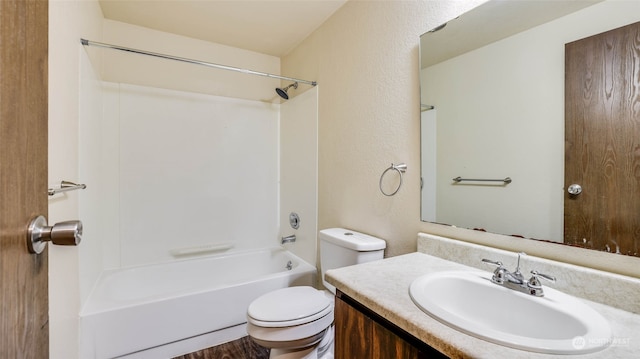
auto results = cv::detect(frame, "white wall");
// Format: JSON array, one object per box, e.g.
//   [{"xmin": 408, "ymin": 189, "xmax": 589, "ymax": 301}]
[
  {"xmin": 102, "ymin": 83, "xmax": 279, "ymax": 267},
  {"xmin": 422, "ymin": 15, "xmax": 565, "ymax": 241},
  {"xmin": 78, "ymin": 42, "xmax": 107, "ymax": 305},
  {"xmin": 422, "ymin": 0, "xmax": 640, "ymax": 243},
  {"xmin": 49, "ymin": 0, "xmax": 104, "ymax": 358},
  {"xmin": 92, "ymin": 19, "xmax": 320, "ymax": 269},
  {"xmin": 280, "ymin": 87, "xmax": 319, "ymax": 266}
]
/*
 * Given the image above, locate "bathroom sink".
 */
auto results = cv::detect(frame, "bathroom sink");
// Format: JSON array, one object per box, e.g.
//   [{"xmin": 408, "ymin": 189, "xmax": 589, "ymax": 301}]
[{"xmin": 409, "ymin": 270, "xmax": 611, "ymax": 354}]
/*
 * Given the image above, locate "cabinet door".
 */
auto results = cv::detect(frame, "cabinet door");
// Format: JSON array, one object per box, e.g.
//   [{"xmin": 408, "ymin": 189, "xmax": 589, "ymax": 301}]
[
  {"xmin": 335, "ymin": 294, "xmax": 435, "ymax": 359},
  {"xmin": 335, "ymin": 294, "xmax": 373, "ymax": 357},
  {"xmin": 371, "ymin": 320, "xmax": 421, "ymax": 358}
]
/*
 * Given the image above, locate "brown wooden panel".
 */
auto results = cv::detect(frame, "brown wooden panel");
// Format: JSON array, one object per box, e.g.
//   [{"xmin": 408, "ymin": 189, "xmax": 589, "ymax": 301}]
[
  {"xmin": 565, "ymin": 21, "xmax": 640, "ymax": 256},
  {"xmin": 335, "ymin": 293, "xmax": 447, "ymax": 359},
  {"xmin": 371, "ymin": 319, "xmax": 420, "ymax": 358},
  {"xmin": 0, "ymin": 0, "xmax": 49, "ymax": 358},
  {"xmin": 335, "ymin": 293, "xmax": 372, "ymax": 358}
]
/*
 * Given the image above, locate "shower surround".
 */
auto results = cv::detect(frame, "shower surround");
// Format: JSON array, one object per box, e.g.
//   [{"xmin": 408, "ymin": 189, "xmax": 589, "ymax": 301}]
[
  {"xmin": 103, "ymin": 82, "xmax": 280, "ymax": 267},
  {"xmin": 59, "ymin": 17, "xmax": 319, "ymax": 358},
  {"xmin": 78, "ymin": 79, "xmax": 318, "ymax": 356}
]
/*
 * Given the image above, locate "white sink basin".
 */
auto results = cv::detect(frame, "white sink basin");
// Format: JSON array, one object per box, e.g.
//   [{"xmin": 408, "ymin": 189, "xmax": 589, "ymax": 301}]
[{"xmin": 409, "ymin": 270, "xmax": 611, "ymax": 354}]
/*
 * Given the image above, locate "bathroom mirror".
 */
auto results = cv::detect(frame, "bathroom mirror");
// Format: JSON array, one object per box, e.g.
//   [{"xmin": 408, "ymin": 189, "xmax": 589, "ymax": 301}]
[{"xmin": 420, "ymin": 0, "xmax": 640, "ymax": 256}]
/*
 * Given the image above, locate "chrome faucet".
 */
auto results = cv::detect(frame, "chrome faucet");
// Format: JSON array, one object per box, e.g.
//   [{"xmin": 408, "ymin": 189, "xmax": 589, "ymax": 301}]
[
  {"xmin": 281, "ymin": 234, "xmax": 296, "ymax": 244},
  {"xmin": 482, "ymin": 252, "xmax": 556, "ymax": 297}
]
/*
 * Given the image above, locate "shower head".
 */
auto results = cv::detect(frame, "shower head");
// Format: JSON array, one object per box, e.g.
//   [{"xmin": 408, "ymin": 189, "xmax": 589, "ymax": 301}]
[{"xmin": 275, "ymin": 82, "xmax": 298, "ymax": 100}]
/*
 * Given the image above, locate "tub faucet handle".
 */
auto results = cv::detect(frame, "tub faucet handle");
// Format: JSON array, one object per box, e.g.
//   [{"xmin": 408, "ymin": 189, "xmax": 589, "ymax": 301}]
[{"xmin": 281, "ymin": 234, "xmax": 296, "ymax": 244}]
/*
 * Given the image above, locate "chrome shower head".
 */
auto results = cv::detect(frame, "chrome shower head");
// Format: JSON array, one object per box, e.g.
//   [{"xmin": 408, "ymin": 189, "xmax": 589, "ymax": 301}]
[{"xmin": 275, "ymin": 82, "xmax": 298, "ymax": 100}]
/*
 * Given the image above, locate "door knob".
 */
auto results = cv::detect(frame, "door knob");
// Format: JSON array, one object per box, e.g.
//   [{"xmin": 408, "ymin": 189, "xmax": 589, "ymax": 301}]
[
  {"xmin": 568, "ymin": 184, "xmax": 582, "ymax": 195},
  {"xmin": 27, "ymin": 215, "xmax": 83, "ymax": 254}
]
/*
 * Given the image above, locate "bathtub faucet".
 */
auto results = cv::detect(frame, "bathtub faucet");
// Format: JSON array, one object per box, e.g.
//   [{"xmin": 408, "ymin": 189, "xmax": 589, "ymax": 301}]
[{"xmin": 281, "ymin": 234, "xmax": 296, "ymax": 244}]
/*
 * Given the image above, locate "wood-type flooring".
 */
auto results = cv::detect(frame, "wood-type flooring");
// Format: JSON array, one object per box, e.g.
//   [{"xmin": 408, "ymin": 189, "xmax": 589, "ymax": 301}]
[{"xmin": 173, "ymin": 336, "xmax": 269, "ymax": 359}]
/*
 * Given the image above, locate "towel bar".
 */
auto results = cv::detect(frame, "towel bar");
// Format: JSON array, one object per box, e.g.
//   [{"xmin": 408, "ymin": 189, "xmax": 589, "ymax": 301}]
[
  {"xmin": 452, "ymin": 177, "xmax": 512, "ymax": 184},
  {"xmin": 48, "ymin": 181, "xmax": 87, "ymax": 196}
]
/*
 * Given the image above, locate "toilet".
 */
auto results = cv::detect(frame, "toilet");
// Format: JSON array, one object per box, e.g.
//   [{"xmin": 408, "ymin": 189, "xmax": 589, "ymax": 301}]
[{"xmin": 246, "ymin": 228, "xmax": 386, "ymax": 359}]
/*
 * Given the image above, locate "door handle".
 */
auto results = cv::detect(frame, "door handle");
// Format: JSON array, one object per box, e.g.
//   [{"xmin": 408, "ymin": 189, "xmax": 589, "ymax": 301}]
[
  {"xmin": 568, "ymin": 184, "xmax": 582, "ymax": 195},
  {"xmin": 27, "ymin": 215, "xmax": 83, "ymax": 254}
]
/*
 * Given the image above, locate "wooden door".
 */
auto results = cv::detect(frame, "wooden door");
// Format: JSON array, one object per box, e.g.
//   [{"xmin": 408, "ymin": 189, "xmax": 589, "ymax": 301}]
[
  {"xmin": 565, "ymin": 21, "xmax": 640, "ymax": 256},
  {"xmin": 0, "ymin": 0, "xmax": 49, "ymax": 357}
]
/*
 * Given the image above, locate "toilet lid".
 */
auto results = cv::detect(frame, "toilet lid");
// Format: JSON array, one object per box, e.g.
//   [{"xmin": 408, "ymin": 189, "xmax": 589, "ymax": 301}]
[{"xmin": 248, "ymin": 286, "xmax": 331, "ymax": 323}]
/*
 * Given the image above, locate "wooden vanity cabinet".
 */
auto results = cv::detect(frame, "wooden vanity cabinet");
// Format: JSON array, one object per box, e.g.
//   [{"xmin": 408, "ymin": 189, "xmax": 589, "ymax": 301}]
[{"xmin": 334, "ymin": 291, "xmax": 449, "ymax": 359}]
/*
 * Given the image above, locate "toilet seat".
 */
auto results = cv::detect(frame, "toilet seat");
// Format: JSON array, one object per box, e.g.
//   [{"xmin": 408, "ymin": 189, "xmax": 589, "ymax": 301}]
[
  {"xmin": 249, "ymin": 305, "xmax": 333, "ymax": 328},
  {"xmin": 247, "ymin": 286, "xmax": 332, "ymax": 327},
  {"xmin": 246, "ymin": 286, "xmax": 335, "ymax": 348}
]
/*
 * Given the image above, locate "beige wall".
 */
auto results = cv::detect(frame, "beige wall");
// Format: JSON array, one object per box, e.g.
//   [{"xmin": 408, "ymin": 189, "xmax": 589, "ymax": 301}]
[
  {"xmin": 49, "ymin": 4, "xmax": 640, "ymax": 358},
  {"xmin": 282, "ymin": 0, "xmax": 482, "ymax": 257},
  {"xmin": 283, "ymin": 0, "xmax": 640, "ymax": 278}
]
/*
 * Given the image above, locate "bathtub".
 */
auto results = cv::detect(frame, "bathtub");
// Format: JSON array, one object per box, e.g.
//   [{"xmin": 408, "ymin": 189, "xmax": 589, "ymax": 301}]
[{"xmin": 80, "ymin": 247, "xmax": 316, "ymax": 359}]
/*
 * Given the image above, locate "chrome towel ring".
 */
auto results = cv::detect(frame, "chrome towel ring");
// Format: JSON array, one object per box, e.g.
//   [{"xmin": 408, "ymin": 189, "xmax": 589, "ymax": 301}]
[{"xmin": 379, "ymin": 163, "xmax": 407, "ymax": 196}]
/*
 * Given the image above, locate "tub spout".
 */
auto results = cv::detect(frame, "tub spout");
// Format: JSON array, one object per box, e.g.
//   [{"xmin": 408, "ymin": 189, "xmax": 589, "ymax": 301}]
[{"xmin": 281, "ymin": 234, "xmax": 296, "ymax": 244}]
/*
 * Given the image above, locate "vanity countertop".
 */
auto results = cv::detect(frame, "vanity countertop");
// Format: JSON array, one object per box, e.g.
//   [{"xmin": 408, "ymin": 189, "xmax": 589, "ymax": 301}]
[{"xmin": 325, "ymin": 252, "xmax": 640, "ymax": 359}]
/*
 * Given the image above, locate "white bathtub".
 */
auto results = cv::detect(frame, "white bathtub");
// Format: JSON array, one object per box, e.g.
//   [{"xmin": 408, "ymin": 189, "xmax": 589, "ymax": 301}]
[{"xmin": 80, "ymin": 247, "xmax": 316, "ymax": 359}]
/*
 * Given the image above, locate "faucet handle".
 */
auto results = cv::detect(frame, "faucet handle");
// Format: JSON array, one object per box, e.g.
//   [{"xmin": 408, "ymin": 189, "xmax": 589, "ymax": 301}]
[
  {"xmin": 482, "ymin": 259, "xmax": 506, "ymax": 284},
  {"xmin": 481, "ymin": 258, "xmax": 503, "ymax": 267},
  {"xmin": 527, "ymin": 270, "xmax": 556, "ymax": 297},
  {"xmin": 528, "ymin": 270, "xmax": 556, "ymax": 287}
]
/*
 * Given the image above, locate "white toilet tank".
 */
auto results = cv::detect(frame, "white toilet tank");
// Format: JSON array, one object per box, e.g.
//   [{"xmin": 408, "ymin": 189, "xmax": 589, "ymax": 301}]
[{"xmin": 319, "ymin": 228, "xmax": 386, "ymax": 294}]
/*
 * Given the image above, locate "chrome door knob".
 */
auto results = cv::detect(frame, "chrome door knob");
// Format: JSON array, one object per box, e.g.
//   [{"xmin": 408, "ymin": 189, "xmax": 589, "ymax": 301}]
[
  {"xmin": 568, "ymin": 184, "xmax": 582, "ymax": 195},
  {"xmin": 27, "ymin": 215, "xmax": 83, "ymax": 254}
]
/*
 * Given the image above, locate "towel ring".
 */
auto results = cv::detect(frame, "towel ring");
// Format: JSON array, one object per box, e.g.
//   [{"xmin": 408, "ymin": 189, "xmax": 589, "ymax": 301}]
[{"xmin": 379, "ymin": 163, "xmax": 407, "ymax": 196}]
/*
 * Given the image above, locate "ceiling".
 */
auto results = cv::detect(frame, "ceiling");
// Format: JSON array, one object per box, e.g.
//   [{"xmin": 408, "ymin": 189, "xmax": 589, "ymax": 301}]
[
  {"xmin": 99, "ymin": 0, "xmax": 348, "ymax": 57},
  {"xmin": 420, "ymin": 0, "xmax": 602, "ymax": 68}
]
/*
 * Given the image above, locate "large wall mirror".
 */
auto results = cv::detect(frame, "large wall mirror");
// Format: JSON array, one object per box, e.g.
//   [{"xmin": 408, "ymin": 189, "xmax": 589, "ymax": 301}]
[{"xmin": 420, "ymin": 0, "xmax": 640, "ymax": 257}]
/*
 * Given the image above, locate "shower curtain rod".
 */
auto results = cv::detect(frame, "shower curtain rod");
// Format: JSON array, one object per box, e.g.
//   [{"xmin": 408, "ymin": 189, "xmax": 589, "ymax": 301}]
[{"xmin": 80, "ymin": 38, "xmax": 318, "ymax": 86}]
